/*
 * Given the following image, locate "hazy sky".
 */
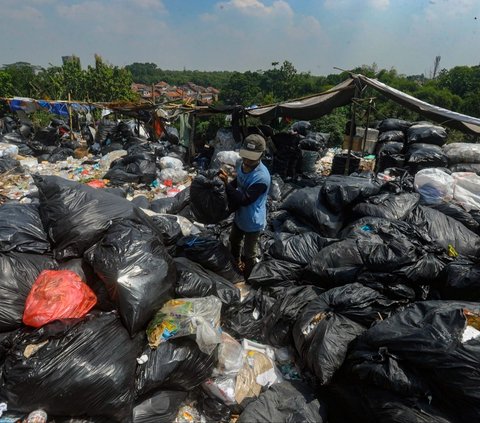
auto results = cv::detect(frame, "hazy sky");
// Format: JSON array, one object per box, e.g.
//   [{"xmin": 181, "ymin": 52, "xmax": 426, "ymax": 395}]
[{"xmin": 1, "ymin": 0, "xmax": 479, "ymax": 76}]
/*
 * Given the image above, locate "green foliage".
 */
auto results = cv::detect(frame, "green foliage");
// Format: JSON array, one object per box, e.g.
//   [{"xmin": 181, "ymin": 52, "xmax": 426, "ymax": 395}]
[
  {"xmin": 311, "ymin": 107, "xmax": 349, "ymax": 147},
  {"xmin": 0, "ymin": 71, "xmax": 14, "ymax": 97},
  {"xmin": 30, "ymin": 110, "xmax": 54, "ymax": 129}
]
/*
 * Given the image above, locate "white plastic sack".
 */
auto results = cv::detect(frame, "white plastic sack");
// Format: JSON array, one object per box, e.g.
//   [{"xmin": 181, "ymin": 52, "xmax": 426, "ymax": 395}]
[
  {"xmin": 99, "ymin": 149, "xmax": 127, "ymax": 169},
  {"xmin": 443, "ymin": 143, "xmax": 480, "ymax": 164},
  {"xmin": 159, "ymin": 168, "xmax": 188, "ymax": 184},
  {"xmin": 159, "ymin": 156, "xmax": 184, "ymax": 170},
  {"xmin": 415, "ymin": 168, "xmax": 480, "ymax": 211},
  {"xmin": 414, "ymin": 168, "xmax": 454, "ymax": 205},
  {"xmin": 216, "ymin": 151, "xmax": 241, "ymax": 167},
  {"xmin": 452, "ymin": 172, "xmax": 480, "ymax": 211},
  {"xmin": 0, "ymin": 143, "xmax": 19, "ymax": 158}
]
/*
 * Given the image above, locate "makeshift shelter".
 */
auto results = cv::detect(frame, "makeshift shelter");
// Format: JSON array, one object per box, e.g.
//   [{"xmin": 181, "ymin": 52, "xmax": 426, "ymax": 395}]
[{"xmin": 246, "ymin": 74, "xmax": 480, "ymax": 136}]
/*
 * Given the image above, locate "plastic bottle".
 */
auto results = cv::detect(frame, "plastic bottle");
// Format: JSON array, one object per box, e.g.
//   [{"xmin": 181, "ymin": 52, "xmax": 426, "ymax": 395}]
[{"xmin": 26, "ymin": 409, "xmax": 47, "ymax": 423}]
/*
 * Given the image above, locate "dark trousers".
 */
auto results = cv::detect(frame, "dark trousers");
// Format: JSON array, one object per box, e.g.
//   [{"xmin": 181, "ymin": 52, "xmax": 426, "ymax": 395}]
[{"xmin": 229, "ymin": 222, "xmax": 261, "ymax": 278}]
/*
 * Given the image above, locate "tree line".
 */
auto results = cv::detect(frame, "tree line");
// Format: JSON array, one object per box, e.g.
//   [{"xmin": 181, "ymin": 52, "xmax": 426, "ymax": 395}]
[{"xmin": 1, "ymin": 57, "xmax": 479, "ymax": 142}]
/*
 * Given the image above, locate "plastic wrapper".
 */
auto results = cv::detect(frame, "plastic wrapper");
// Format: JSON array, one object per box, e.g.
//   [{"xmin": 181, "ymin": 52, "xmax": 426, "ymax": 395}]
[
  {"xmin": 0, "ymin": 203, "xmax": 50, "ymax": 254},
  {"xmin": 133, "ymin": 391, "xmax": 187, "ymax": 423},
  {"xmin": 293, "ymin": 283, "xmax": 397, "ymax": 385},
  {"xmin": 158, "ymin": 168, "xmax": 189, "ymax": 184},
  {"xmin": 215, "ymin": 332, "xmax": 244, "ymax": 376},
  {"xmin": 176, "ymin": 236, "xmax": 243, "ymax": 283},
  {"xmin": 174, "ymin": 257, "xmax": 240, "ymax": 306},
  {"xmin": 213, "ymin": 150, "xmax": 241, "ymax": 167},
  {"xmin": 0, "ymin": 252, "xmax": 57, "ymax": 332},
  {"xmin": 135, "ymin": 337, "xmax": 217, "ymax": 395},
  {"xmin": 0, "ymin": 312, "xmax": 141, "ymax": 422},
  {"xmin": 190, "ymin": 170, "xmax": 230, "ymax": 224},
  {"xmin": 34, "ymin": 175, "xmax": 160, "ymax": 260},
  {"xmin": 414, "ymin": 168, "xmax": 454, "ymax": 205},
  {"xmin": 85, "ymin": 220, "xmax": 176, "ymax": 336},
  {"xmin": 146, "ymin": 296, "xmax": 222, "ymax": 354},
  {"xmin": 237, "ymin": 381, "xmax": 327, "ymax": 423},
  {"xmin": 407, "ymin": 123, "xmax": 447, "ymax": 146},
  {"xmin": 23, "ymin": 270, "xmax": 97, "ymax": 328}
]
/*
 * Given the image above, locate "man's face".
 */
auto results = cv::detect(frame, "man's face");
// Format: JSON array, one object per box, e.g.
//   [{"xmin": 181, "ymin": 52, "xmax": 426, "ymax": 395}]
[{"xmin": 242, "ymin": 158, "xmax": 260, "ymax": 171}]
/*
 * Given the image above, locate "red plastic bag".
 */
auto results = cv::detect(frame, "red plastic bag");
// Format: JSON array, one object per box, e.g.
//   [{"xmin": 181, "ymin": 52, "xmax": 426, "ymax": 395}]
[
  {"xmin": 86, "ymin": 179, "xmax": 107, "ymax": 189},
  {"xmin": 23, "ymin": 270, "xmax": 97, "ymax": 328}
]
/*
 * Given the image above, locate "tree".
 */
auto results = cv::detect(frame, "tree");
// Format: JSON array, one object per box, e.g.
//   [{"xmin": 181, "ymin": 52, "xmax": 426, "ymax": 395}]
[
  {"xmin": 0, "ymin": 71, "xmax": 14, "ymax": 97},
  {"xmin": 1, "ymin": 62, "xmax": 38, "ymax": 97}
]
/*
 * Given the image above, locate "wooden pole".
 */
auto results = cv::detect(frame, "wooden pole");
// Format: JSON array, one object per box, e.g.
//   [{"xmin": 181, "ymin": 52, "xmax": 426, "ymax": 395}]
[
  {"xmin": 68, "ymin": 93, "xmax": 74, "ymax": 140},
  {"xmin": 361, "ymin": 99, "xmax": 373, "ymax": 157},
  {"xmin": 345, "ymin": 91, "xmax": 358, "ymax": 175}
]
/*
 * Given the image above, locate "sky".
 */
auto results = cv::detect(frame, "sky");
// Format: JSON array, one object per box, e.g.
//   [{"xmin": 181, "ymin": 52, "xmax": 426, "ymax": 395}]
[{"xmin": 0, "ymin": 0, "xmax": 479, "ymax": 77}]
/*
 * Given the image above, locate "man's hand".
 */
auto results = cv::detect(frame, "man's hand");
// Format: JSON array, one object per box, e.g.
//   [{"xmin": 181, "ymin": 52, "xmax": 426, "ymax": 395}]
[{"xmin": 218, "ymin": 168, "xmax": 229, "ymax": 185}]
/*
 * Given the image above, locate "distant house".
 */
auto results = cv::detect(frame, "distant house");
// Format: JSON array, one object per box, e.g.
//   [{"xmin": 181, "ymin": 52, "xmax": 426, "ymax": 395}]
[{"xmin": 131, "ymin": 80, "xmax": 220, "ymax": 104}]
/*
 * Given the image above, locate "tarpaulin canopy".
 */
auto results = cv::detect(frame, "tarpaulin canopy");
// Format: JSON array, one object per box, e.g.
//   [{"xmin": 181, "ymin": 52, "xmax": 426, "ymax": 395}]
[
  {"xmin": 246, "ymin": 78, "xmax": 356, "ymax": 121},
  {"xmin": 246, "ymin": 74, "xmax": 480, "ymax": 135},
  {"xmin": 355, "ymin": 74, "xmax": 480, "ymax": 135}
]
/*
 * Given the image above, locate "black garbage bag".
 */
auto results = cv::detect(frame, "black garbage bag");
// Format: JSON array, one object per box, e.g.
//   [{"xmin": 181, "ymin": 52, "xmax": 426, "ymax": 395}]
[
  {"xmin": 376, "ymin": 140, "xmax": 404, "ymax": 154},
  {"xmin": 163, "ymin": 125, "xmax": 180, "ymax": 144},
  {"xmin": 150, "ymin": 197, "xmax": 176, "ymax": 214},
  {"xmin": 353, "ymin": 192, "xmax": 420, "ymax": 220},
  {"xmin": 150, "ymin": 214, "xmax": 183, "ymax": 252},
  {"xmin": 104, "ymin": 153, "xmax": 157, "ymax": 185},
  {"xmin": 328, "ymin": 382, "xmax": 455, "ymax": 423},
  {"xmin": 376, "ymin": 153, "xmax": 405, "ymax": 173},
  {"xmin": 174, "ymin": 257, "xmax": 240, "ymax": 305},
  {"xmin": 0, "ymin": 156, "xmax": 22, "ymax": 174},
  {"xmin": 133, "ymin": 391, "xmax": 187, "ymax": 423},
  {"xmin": 131, "ymin": 195, "xmax": 151, "ymax": 210},
  {"xmin": 198, "ymin": 394, "xmax": 231, "ymax": 423},
  {"xmin": 58, "ymin": 258, "xmax": 115, "ymax": 311},
  {"xmin": 378, "ymin": 118, "xmax": 412, "ymax": 133},
  {"xmin": 237, "ymin": 381, "xmax": 327, "ymax": 423},
  {"xmin": 290, "ymin": 121, "xmax": 311, "ymax": 136},
  {"xmin": 293, "ymin": 283, "xmax": 396, "ymax": 385},
  {"xmin": 190, "ymin": 170, "xmax": 230, "ymax": 224},
  {"xmin": 268, "ymin": 232, "xmax": 336, "ymax": 266},
  {"xmin": 85, "ymin": 220, "xmax": 176, "ymax": 336},
  {"xmin": 95, "ymin": 119, "xmax": 117, "ymax": 144},
  {"xmin": 0, "ymin": 203, "xmax": 50, "ymax": 254},
  {"xmin": 268, "ymin": 175, "xmax": 285, "ymax": 202},
  {"xmin": 169, "ymin": 187, "xmax": 190, "ymax": 215},
  {"xmin": 346, "ymin": 301, "xmax": 480, "ymax": 422},
  {"xmin": 407, "ymin": 123, "xmax": 447, "ymax": 146},
  {"xmin": 33, "ymin": 127, "xmax": 58, "ymax": 146},
  {"xmin": 1, "ymin": 132, "xmax": 34, "ymax": 156},
  {"xmin": 281, "ymin": 186, "xmax": 344, "ymax": 237},
  {"xmin": 0, "ymin": 312, "xmax": 141, "ymax": 422},
  {"xmin": 247, "ymin": 259, "xmax": 303, "ymax": 288},
  {"xmin": 222, "ymin": 289, "xmax": 275, "ymax": 342},
  {"xmin": 378, "ymin": 130, "xmax": 405, "ymax": 143},
  {"xmin": 176, "ymin": 236, "xmax": 243, "ymax": 283},
  {"xmin": 427, "ymin": 202, "xmax": 480, "ymax": 234},
  {"xmin": 47, "ymin": 147, "xmax": 74, "ymax": 163},
  {"xmin": 439, "ymin": 259, "xmax": 480, "ymax": 300},
  {"xmin": 135, "ymin": 337, "xmax": 216, "ymax": 396},
  {"xmin": 449, "ymin": 163, "xmax": 480, "ymax": 174},
  {"xmin": 299, "ymin": 137, "xmax": 325, "ymax": 152},
  {"xmin": 264, "ymin": 285, "xmax": 321, "ymax": 347},
  {"xmin": 320, "ymin": 175, "xmax": 382, "ymax": 213},
  {"xmin": 303, "ymin": 239, "xmax": 365, "ymax": 287},
  {"xmin": 406, "ymin": 205, "xmax": 480, "ymax": 257},
  {"xmin": 34, "ymin": 175, "xmax": 160, "ymax": 260},
  {"xmin": 0, "ymin": 252, "xmax": 56, "ymax": 332},
  {"xmin": 405, "ymin": 143, "xmax": 448, "ymax": 173}
]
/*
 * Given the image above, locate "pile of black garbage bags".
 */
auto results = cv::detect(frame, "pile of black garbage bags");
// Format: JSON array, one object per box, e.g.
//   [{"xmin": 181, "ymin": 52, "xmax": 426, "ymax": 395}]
[
  {"xmin": 1, "ymin": 162, "xmax": 480, "ymax": 422},
  {"xmin": 375, "ymin": 118, "xmax": 449, "ymax": 174}
]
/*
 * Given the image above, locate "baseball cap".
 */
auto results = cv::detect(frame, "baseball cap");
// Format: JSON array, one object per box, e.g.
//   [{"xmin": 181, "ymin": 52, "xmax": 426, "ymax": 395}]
[{"xmin": 239, "ymin": 134, "xmax": 266, "ymax": 161}]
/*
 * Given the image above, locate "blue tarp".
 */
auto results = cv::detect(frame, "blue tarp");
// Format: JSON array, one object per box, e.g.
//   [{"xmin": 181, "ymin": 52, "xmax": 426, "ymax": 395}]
[{"xmin": 9, "ymin": 97, "xmax": 94, "ymax": 117}]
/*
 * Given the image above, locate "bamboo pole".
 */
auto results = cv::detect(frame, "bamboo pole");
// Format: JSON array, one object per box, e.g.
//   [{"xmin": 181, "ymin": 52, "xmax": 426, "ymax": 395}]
[{"xmin": 68, "ymin": 93, "xmax": 74, "ymax": 140}]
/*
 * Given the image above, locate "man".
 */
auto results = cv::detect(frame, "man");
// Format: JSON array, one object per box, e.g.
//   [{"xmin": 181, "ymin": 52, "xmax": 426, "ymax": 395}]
[{"xmin": 219, "ymin": 134, "xmax": 271, "ymax": 277}]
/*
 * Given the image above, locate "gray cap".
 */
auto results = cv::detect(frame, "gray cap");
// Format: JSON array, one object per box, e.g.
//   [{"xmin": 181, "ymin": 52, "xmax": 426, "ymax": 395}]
[{"xmin": 239, "ymin": 134, "xmax": 266, "ymax": 160}]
